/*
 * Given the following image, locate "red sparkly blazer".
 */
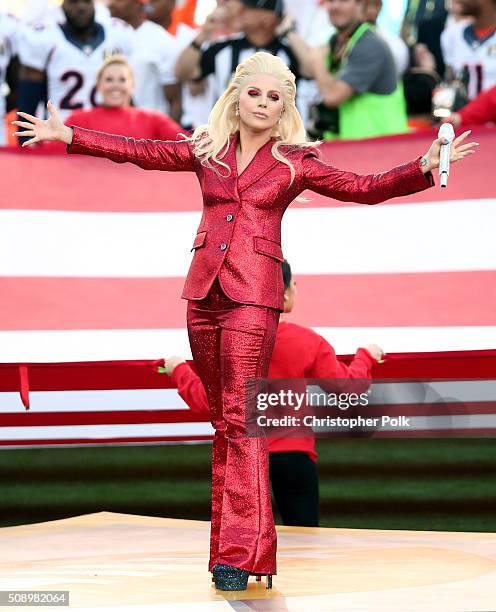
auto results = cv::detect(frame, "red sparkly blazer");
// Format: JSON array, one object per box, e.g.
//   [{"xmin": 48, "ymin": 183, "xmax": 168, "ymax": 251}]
[{"xmin": 67, "ymin": 127, "xmax": 434, "ymax": 311}]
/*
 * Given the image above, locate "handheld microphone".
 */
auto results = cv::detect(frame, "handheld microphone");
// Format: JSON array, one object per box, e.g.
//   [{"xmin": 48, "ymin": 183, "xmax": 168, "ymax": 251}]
[{"xmin": 438, "ymin": 123, "xmax": 455, "ymax": 188}]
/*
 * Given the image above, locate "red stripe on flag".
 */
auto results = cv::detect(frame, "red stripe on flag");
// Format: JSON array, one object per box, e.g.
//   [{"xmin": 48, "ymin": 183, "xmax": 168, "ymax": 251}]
[
  {"xmin": 292, "ymin": 271, "xmax": 496, "ymax": 327},
  {"xmin": 0, "ymin": 277, "xmax": 186, "ymax": 330},
  {"xmin": 1, "ymin": 271, "xmax": 495, "ymax": 330},
  {"xmin": 0, "ymin": 410, "xmax": 209, "ymax": 426}
]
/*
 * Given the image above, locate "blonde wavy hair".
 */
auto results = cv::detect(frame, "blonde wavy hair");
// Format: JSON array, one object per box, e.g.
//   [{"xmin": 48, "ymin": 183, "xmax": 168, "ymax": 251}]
[{"xmin": 188, "ymin": 51, "xmax": 318, "ymax": 185}]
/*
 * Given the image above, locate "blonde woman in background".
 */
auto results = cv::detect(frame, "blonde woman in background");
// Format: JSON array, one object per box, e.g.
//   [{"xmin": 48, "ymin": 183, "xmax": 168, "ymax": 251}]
[{"xmin": 65, "ymin": 55, "xmax": 182, "ymax": 140}]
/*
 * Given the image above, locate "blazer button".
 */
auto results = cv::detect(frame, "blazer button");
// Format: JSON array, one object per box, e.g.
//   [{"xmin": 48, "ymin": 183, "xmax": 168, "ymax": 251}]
[
  {"xmin": 220, "ymin": 243, "xmax": 227, "ymax": 251},
  {"xmin": 226, "ymin": 214, "xmax": 233, "ymax": 221}
]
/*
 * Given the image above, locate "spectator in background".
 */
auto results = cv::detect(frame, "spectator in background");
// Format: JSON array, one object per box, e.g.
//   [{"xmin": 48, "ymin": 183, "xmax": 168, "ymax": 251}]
[
  {"xmin": 144, "ymin": 0, "xmax": 200, "ymax": 48},
  {"xmin": 447, "ymin": 82, "xmax": 496, "ymax": 125},
  {"xmin": 208, "ymin": 0, "xmax": 243, "ymax": 38},
  {"xmin": 280, "ymin": 1, "xmax": 335, "ymax": 125},
  {"xmin": 363, "ymin": 0, "xmax": 409, "ymax": 76},
  {"xmin": 163, "ymin": 260, "xmax": 383, "ymax": 527},
  {"xmin": 65, "ymin": 55, "xmax": 182, "ymax": 138},
  {"xmin": 309, "ymin": 0, "xmax": 408, "ymax": 140},
  {"xmin": 21, "ymin": 0, "xmax": 113, "ymax": 26},
  {"xmin": 441, "ymin": 0, "xmax": 496, "ymax": 101},
  {"xmin": 0, "ymin": 11, "xmax": 20, "ymax": 146},
  {"xmin": 148, "ymin": 0, "xmax": 179, "ymax": 32},
  {"xmin": 174, "ymin": 0, "xmax": 313, "ymax": 107},
  {"xmin": 163, "ymin": 0, "xmax": 243, "ymax": 38},
  {"xmin": 147, "ymin": 0, "xmax": 216, "ymax": 128},
  {"xmin": 403, "ymin": 67, "xmax": 440, "ymax": 129},
  {"xmin": 401, "ymin": 0, "xmax": 447, "ymax": 75},
  {"xmin": 402, "ymin": 0, "xmax": 474, "ymax": 130},
  {"xmin": 400, "ymin": 0, "xmax": 443, "ymax": 130},
  {"xmin": 107, "ymin": 0, "xmax": 181, "ymax": 121},
  {"xmin": 445, "ymin": 0, "xmax": 474, "ymax": 25},
  {"xmin": 17, "ymin": 0, "xmax": 134, "ymax": 131},
  {"xmin": 168, "ymin": 0, "xmax": 197, "ymax": 34},
  {"xmin": 283, "ymin": 0, "xmax": 334, "ymax": 45}
]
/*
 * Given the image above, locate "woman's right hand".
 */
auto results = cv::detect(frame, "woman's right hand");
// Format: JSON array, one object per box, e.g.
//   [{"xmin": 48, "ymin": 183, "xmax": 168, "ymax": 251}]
[{"xmin": 12, "ymin": 100, "xmax": 73, "ymax": 147}]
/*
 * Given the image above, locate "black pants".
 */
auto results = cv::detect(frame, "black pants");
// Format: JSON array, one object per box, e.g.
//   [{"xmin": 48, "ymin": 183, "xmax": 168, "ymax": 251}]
[{"xmin": 269, "ymin": 451, "xmax": 319, "ymax": 527}]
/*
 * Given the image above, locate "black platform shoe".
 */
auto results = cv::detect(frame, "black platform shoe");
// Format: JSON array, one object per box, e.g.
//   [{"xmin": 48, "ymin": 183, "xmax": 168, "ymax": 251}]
[{"xmin": 212, "ymin": 564, "xmax": 249, "ymax": 591}]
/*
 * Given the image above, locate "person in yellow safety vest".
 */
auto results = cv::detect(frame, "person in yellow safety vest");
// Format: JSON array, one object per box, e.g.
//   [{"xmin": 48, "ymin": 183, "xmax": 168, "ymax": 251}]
[{"xmin": 309, "ymin": 0, "xmax": 409, "ymax": 140}]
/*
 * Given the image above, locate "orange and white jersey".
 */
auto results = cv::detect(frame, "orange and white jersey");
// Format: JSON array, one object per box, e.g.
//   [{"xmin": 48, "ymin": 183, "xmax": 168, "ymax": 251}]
[
  {"xmin": 19, "ymin": 17, "xmax": 134, "ymax": 119},
  {"xmin": 442, "ymin": 21, "xmax": 496, "ymax": 100}
]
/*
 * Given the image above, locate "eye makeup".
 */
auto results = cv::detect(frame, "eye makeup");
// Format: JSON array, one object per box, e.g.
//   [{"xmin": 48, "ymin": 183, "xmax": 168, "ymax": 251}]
[{"xmin": 246, "ymin": 87, "xmax": 281, "ymax": 100}]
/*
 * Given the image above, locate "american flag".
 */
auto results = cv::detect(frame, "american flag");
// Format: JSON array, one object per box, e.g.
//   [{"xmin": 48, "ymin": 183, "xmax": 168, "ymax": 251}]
[{"xmin": 0, "ymin": 127, "xmax": 495, "ymax": 446}]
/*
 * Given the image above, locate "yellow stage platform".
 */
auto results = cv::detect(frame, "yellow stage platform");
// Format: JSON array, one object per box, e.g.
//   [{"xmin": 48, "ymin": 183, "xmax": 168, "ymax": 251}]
[{"xmin": 2, "ymin": 512, "xmax": 495, "ymax": 610}]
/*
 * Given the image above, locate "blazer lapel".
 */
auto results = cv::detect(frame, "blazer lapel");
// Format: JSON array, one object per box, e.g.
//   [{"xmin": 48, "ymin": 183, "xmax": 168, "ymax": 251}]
[
  {"xmin": 206, "ymin": 133, "xmax": 280, "ymax": 199},
  {"xmin": 214, "ymin": 134, "xmax": 239, "ymax": 201},
  {"xmin": 237, "ymin": 138, "xmax": 280, "ymax": 194}
]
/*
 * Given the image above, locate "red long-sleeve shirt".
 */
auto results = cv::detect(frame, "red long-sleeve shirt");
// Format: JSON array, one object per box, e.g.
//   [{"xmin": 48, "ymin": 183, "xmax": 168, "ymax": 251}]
[
  {"xmin": 171, "ymin": 320, "xmax": 375, "ymax": 462},
  {"xmin": 459, "ymin": 84, "xmax": 496, "ymax": 125},
  {"xmin": 66, "ymin": 106, "xmax": 183, "ymax": 140}
]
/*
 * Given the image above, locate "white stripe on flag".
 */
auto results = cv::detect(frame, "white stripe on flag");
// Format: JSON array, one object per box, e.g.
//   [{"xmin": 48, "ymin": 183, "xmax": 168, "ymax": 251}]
[
  {"xmin": 1, "ymin": 199, "xmax": 495, "ymax": 277},
  {"xmin": 285, "ymin": 199, "xmax": 496, "ymax": 274},
  {"xmin": 0, "ymin": 388, "xmax": 188, "ymax": 412},
  {"xmin": 0, "ymin": 326, "xmax": 494, "ymax": 362},
  {"xmin": 0, "ymin": 209, "xmax": 199, "ymax": 278},
  {"xmin": 1, "ymin": 379, "xmax": 494, "ymax": 414},
  {"xmin": 0, "ymin": 422, "xmax": 214, "ymax": 440}
]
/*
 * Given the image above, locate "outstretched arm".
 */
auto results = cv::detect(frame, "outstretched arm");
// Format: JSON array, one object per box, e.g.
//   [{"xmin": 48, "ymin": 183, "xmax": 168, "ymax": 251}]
[
  {"xmin": 310, "ymin": 340, "xmax": 379, "ymax": 380},
  {"xmin": 302, "ymin": 131, "xmax": 478, "ymax": 204},
  {"xmin": 308, "ymin": 337, "xmax": 378, "ymax": 396},
  {"xmin": 12, "ymin": 101, "xmax": 195, "ymax": 172}
]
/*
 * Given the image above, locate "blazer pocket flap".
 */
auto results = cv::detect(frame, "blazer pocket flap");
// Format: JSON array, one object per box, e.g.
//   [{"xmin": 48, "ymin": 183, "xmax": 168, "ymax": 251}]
[
  {"xmin": 191, "ymin": 231, "xmax": 207, "ymax": 251},
  {"xmin": 253, "ymin": 236, "xmax": 284, "ymax": 261}
]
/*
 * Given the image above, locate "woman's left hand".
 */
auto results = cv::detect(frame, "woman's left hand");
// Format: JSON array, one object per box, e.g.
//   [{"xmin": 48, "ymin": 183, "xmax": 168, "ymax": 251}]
[{"xmin": 420, "ymin": 129, "xmax": 479, "ymax": 174}]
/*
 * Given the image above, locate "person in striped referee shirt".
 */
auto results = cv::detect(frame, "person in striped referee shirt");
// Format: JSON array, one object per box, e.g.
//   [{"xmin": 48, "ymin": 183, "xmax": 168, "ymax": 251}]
[{"xmin": 174, "ymin": 0, "xmax": 313, "ymax": 112}]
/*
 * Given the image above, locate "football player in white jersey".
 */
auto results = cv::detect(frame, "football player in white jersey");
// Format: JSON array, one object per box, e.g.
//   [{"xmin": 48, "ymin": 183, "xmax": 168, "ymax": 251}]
[
  {"xmin": 441, "ymin": 0, "xmax": 496, "ymax": 100},
  {"xmin": 107, "ymin": 0, "xmax": 181, "ymax": 121},
  {"xmin": 147, "ymin": 0, "xmax": 217, "ymax": 129},
  {"xmin": 0, "ymin": 11, "xmax": 19, "ymax": 145},
  {"xmin": 17, "ymin": 0, "xmax": 134, "ymax": 129}
]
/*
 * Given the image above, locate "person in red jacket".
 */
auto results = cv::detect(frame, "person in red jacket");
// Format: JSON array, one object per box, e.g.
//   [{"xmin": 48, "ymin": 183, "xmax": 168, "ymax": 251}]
[
  {"xmin": 448, "ymin": 84, "xmax": 496, "ymax": 126},
  {"xmin": 163, "ymin": 259, "xmax": 384, "ymax": 527},
  {"xmin": 65, "ymin": 54, "xmax": 182, "ymax": 140}
]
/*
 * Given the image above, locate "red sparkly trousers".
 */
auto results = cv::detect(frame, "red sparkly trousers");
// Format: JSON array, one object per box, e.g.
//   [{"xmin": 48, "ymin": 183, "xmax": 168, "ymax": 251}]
[{"xmin": 186, "ymin": 276, "xmax": 280, "ymax": 574}]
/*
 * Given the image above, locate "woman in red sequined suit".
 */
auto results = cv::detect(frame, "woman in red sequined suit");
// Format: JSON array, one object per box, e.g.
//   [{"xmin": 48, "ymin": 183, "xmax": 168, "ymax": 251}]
[{"xmin": 13, "ymin": 52, "xmax": 477, "ymax": 591}]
